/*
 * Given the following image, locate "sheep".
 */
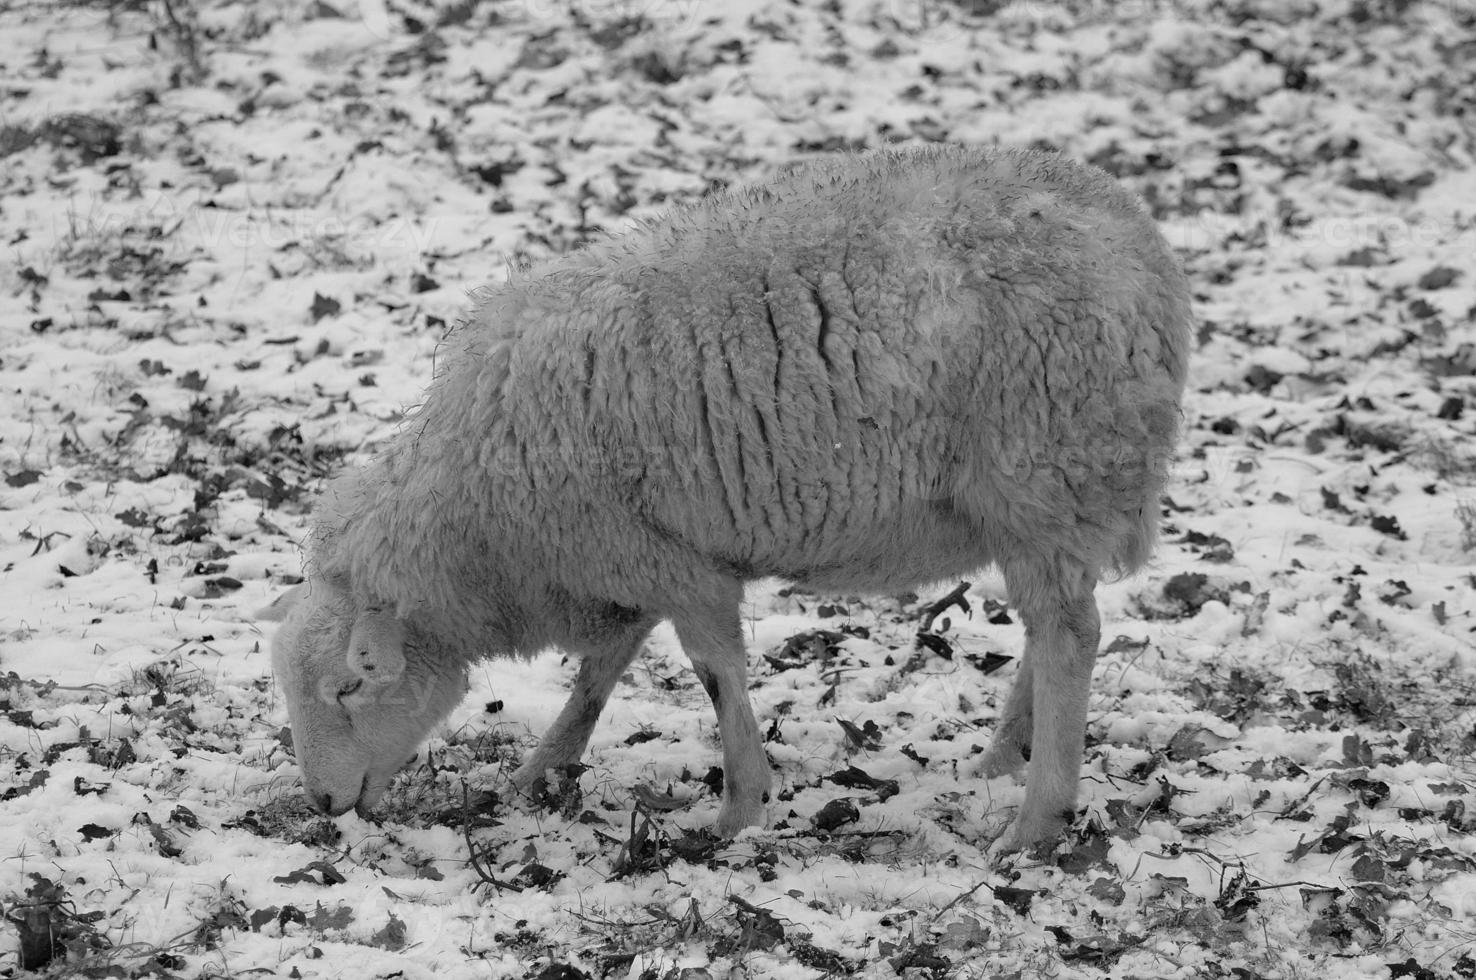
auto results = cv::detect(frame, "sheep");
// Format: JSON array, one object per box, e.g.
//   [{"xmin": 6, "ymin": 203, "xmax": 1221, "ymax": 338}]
[{"xmin": 260, "ymin": 142, "xmax": 1191, "ymax": 851}]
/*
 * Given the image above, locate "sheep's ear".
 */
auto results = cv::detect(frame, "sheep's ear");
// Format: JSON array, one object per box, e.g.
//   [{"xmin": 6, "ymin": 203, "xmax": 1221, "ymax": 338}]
[
  {"xmin": 346, "ymin": 607, "xmax": 406, "ymax": 684},
  {"xmin": 258, "ymin": 584, "xmax": 308, "ymax": 622}
]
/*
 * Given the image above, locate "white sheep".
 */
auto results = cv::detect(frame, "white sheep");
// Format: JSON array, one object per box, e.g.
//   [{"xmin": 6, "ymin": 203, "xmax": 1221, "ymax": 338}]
[{"xmin": 260, "ymin": 143, "xmax": 1190, "ymax": 850}]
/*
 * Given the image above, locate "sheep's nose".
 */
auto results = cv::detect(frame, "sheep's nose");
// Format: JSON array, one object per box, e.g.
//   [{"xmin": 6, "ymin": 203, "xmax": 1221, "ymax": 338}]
[
  {"xmin": 309, "ymin": 785, "xmax": 362, "ymax": 816},
  {"xmin": 311, "ymin": 790, "xmax": 355, "ymax": 815}
]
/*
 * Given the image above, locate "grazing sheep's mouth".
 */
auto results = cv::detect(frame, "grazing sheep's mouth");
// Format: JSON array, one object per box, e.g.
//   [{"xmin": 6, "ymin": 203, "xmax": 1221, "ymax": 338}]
[
  {"xmin": 316, "ymin": 774, "xmax": 374, "ymax": 818},
  {"xmin": 314, "ymin": 789, "xmax": 357, "ymax": 817}
]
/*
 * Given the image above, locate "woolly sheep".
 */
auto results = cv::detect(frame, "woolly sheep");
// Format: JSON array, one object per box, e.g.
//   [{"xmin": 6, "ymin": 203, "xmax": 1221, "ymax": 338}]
[{"xmin": 260, "ymin": 143, "xmax": 1191, "ymax": 850}]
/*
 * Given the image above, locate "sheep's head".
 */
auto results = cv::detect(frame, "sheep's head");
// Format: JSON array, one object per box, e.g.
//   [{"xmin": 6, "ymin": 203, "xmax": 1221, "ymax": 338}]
[{"xmin": 260, "ymin": 579, "xmax": 468, "ymax": 816}]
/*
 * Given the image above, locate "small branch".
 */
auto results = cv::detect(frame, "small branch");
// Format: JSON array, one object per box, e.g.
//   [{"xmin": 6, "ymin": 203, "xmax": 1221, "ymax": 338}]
[
  {"xmin": 918, "ymin": 581, "xmax": 971, "ymax": 634},
  {"xmin": 158, "ymin": 0, "xmax": 206, "ymax": 83},
  {"xmin": 461, "ymin": 784, "xmax": 522, "ymax": 893},
  {"xmin": 934, "ymin": 878, "xmax": 996, "ymax": 918},
  {"xmin": 1274, "ymin": 774, "xmax": 1328, "ymax": 820}
]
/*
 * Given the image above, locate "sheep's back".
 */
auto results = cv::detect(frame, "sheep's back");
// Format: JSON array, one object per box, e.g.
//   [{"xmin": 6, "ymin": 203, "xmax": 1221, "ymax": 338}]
[{"xmin": 474, "ymin": 145, "xmax": 1189, "ymax": 598}]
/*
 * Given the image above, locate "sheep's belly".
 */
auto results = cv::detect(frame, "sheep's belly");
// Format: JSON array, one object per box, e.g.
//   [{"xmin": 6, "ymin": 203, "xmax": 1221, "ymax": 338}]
[
  {"xmin": 635, "ymin": 468, "xmax": 998, "ymax": 592},
  {"xmin": 764, "ymin": 499, "xmax": 998, "ymax": 593}
]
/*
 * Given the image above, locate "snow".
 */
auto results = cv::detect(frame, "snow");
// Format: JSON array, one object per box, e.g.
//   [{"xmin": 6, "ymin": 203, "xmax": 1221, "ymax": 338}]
[{"xmin": 3, "ymin": 0, "xmax": 1476, "ymax": 976}]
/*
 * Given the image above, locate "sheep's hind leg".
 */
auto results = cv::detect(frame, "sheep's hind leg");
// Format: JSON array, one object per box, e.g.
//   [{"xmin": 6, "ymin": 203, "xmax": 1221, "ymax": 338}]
[
  {"xmin": 992, "ymin": 559, "xmax": 1101, "ymax": 852},
  {"xmin": 511, "ymin": 622, "xmax": 653, "ymax": 791},
  {"xmin": 671, "ymin": 592, "xmax": 769, "ymax": 837},
  {"xmin": 981, "ymin": 651, "xmax": 1034, "ymax": 778}
]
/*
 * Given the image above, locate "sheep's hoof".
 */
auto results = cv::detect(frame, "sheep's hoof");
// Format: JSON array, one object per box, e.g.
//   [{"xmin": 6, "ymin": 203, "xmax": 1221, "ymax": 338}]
[
  {"xmin": 511, "ymin": 775, "xmax": 547, "ymax": 801},
  {"xmin": 710, "ymin": 799, "xmax": 766, "ymax": 838},
  {"xmin": 986, "ymin": 830, "xmax": 1023, "ymax": 862},
  {"xmin": 989, "ymin": 804, "xmax": 1073, "ymax": 861},
  {"xmin": 979, "ymin": 743, "xmax": 1028, "ymax": 779},
  {"xmin": 986, "ymin": 820, "xmax": 1044, "ymax": 862},
  {"xmin": 509, "ymin": 761, "xmax": 585, "ymax": 805},
  {"xmin": 508, "ymin": 764, "xmax": 544, "ymax": 793}
]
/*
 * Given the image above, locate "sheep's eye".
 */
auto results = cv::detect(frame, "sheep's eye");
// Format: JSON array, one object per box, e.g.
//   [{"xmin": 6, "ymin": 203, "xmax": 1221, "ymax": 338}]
[{"xmin": 336, "ymin": 679, "xmax": 364, "ymax": 701}]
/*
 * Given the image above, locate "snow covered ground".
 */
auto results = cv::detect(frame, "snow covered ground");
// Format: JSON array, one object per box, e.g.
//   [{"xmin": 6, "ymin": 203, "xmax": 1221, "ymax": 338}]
[{"xmin": 2, "ymin": 0, "xmax": 1475, "ymax": 976}]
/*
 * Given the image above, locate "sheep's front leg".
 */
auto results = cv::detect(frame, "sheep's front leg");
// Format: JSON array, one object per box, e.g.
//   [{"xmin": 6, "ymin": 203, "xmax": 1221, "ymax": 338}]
[
  {"xmin": 672, "ymin": 600, "xmax": 769, "ymax": 836},
  {"xmin": 992, "ymin": 563, "xmax": 1101, "ymax": 852},
  {"xmin": 512, "ymin": 626, "xmax": 651, "ymax": 789}
]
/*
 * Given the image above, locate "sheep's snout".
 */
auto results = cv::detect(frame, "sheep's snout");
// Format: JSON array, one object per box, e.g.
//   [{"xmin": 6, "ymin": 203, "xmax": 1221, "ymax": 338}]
[
  {"xmin": 306, "ymin": 771, "xmax": 376, "ymax": 817},
  {"xmin": 310, "ymin": 788, "xmax": 354, "ymax": 817}
]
